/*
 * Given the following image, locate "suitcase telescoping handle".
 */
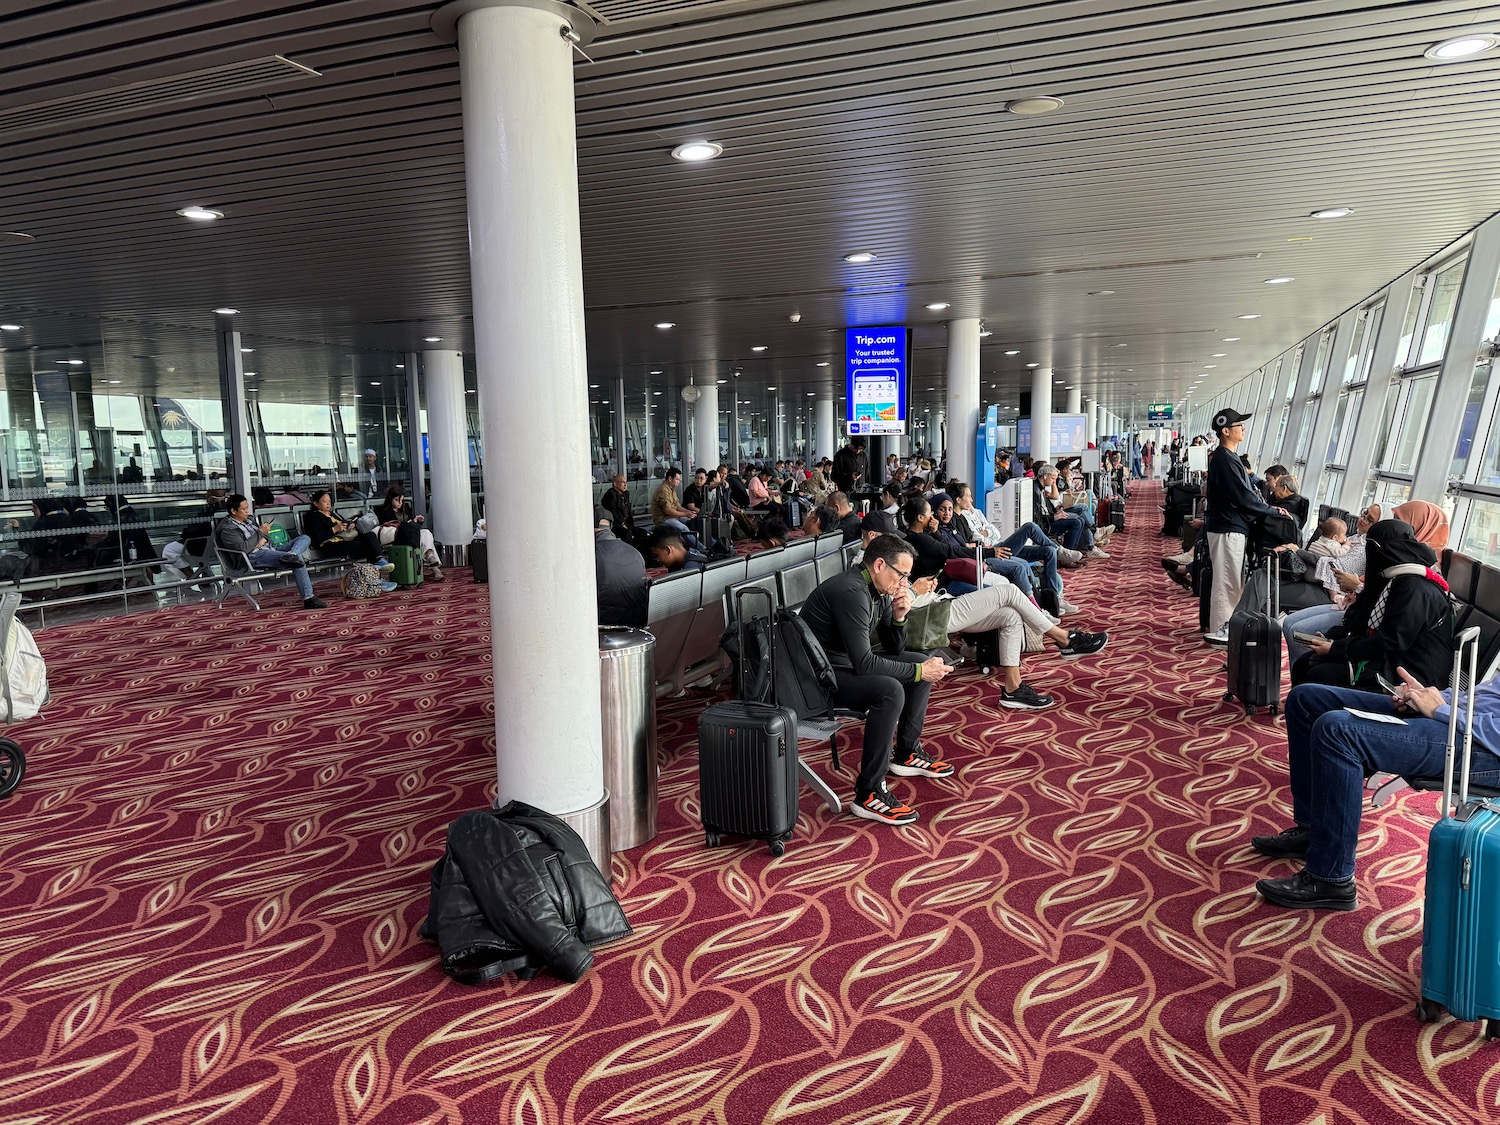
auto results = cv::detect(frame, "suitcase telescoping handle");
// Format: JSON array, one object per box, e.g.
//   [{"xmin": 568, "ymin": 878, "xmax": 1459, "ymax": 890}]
[
  {"xmin": 734, "ymin": 584, "xmax": 778, "ymax": 703},
  {"xmin": 1440, "ymin": 625, "xmax": 1483, "ymax": 820}
]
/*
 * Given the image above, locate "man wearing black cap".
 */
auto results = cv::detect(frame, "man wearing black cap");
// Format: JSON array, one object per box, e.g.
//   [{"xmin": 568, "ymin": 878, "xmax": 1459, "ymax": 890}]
[
  {"xmin": 594, "ymin": 504, "xmax": 647, "ymax": 627},
  {"xmin": 1204, "ymin": 408, "xmax": 1288, "ymax": 645}
]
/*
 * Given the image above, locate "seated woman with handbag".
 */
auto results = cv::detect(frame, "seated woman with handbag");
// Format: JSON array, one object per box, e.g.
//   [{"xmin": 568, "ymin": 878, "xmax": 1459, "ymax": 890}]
[
  {"xmin": 376, "ymin": 485, "xmax": 444, "ymax": 580},
  {"xmin": 1291, "ymin": 519, "xmax": 1453, "ymax": 692},
  {"xmin": 303, "ymin": 490, "xmax": 392, "ymax": 571}
]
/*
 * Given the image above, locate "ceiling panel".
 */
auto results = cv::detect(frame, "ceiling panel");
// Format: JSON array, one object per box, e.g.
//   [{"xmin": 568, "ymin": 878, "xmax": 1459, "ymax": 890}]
[{"xmin": 0, "ymin": 0, "xmax": 1497, "ymax": 424}]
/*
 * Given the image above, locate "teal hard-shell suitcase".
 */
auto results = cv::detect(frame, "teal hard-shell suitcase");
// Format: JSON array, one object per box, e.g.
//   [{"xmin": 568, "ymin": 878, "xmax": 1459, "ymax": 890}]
[{"xmin": 1418, "ymin": 626, "xmax": 1500, "ymax": 1039}]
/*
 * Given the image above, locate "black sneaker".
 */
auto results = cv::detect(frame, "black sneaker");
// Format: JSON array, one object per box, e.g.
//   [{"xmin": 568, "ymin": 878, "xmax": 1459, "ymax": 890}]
[
  {"xmin": 1252, "ymin": 825, "xmax": 1310, "ymax": 859},
  {"xmin": 889, "ymin": 747, "xmax": 955, "ymax": 778},
  {"xmin": 999, "ymin": 683, "xmax": 1055, "ymax": 710},
  {"xmin": 1256, "ymin": 869, "xmax": 1357, "ymax": 911},
  {"xmin": 851, "ymin": 788, "xmax": 919, "ymax": 826},
  {"xmin": 1058, "ymin": 630, "xmax": 1108, "ymax": 658},
  {"xmin": 303, "ymin": 597, "xmax": 328, "ymax": 610}
]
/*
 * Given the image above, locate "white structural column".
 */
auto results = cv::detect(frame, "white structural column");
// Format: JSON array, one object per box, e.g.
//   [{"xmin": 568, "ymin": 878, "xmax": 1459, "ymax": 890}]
[
  {"xmin": 1031, "ymin": 367, "xmax": 1054, "ymax": 462},
  {"xmin": 423, "ymin": 349, "xmax": 473, "ymax": 548},
  {"xmin": 442, "ymin": 0, "xmax": 606, "ymax": 847},
  {"xmin": 945, "ymin": 318, "xmax": 981, "ymax": 485},
  {"xmin": 814, "ymin": 397, "xmax": 835, "ymax": 462},
  {"xmin": 1065, "ymin": 386, "xmax": 1081, "ymax": 417},
  {"xmin": 1083, "ymin": 396, "xmax": 1096, "ymax": 444},
  {"xmin": 691, "ymin": 383, "xmax": 719, "ymax": 470}
]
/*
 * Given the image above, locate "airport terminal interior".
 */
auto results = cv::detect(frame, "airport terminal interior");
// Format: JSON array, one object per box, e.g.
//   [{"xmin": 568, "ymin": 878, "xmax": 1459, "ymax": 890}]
[{"xmin": 7, "ymin": 1, "xmax": 1500, "ymax": 1122}]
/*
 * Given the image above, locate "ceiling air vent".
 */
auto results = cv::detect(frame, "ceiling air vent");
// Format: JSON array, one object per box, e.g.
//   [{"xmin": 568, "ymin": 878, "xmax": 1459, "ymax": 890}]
[{"xmin": 0, "ymin": 55, "xmax": 320, "ymax": 141}]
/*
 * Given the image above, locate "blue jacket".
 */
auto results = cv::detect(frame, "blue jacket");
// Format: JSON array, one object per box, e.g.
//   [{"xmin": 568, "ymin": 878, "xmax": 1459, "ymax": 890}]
[{"xmin": 1205, "ymin": 445, "xmax": 1280, "ymax": 535}]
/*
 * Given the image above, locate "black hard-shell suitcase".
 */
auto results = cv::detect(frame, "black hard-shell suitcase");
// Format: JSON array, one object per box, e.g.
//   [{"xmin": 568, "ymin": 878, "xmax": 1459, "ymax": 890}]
[
  {"xmin": 1111, "ymin": 506, "xmax": 1126, "ymax": 533},
  {"xmin": 697, "ymin": 587, "xmax": 799, "ymax": 855},
  {"xmin": 470, "ymin": 539, "xmax": 488, "ymax": 583},
  {"xmin": 1224, "ymin": 557, "xmax": 1281, "ymax": 716}
]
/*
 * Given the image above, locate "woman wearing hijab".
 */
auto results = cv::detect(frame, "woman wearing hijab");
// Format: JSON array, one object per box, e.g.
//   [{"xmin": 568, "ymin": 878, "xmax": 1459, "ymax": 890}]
[
  {"xmin": 1392, "ymin": 499, "xmax": 1449, "ymax": 553},
  {"xmin": 1291, "ymin": 519, "xmax": 1453, "ymax": 691}
]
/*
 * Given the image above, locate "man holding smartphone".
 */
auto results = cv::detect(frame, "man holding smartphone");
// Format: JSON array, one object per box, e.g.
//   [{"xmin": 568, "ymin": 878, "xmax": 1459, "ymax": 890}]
[
  {"xmin": 1203, "ymin": 408, "xmax": 1289, "ymax": 645},
  {"xmin": 1249, "ymin": 668, "xmax": 1500, "ymax": 911}
]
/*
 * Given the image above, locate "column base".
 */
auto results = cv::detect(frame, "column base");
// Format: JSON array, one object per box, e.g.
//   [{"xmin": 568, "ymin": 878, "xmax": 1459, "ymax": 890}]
[
  {"xmin": 440, "ymin": 542, "xmax": 470, "ymax": 568},
  {"xmin": 558, "ymin": 791, "xmax": 612, "ymax": 879}
]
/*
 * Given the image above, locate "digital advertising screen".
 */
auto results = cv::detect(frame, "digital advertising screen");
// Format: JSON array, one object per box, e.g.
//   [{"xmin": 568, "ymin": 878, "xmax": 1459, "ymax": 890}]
[
  {"xmin": 1016, "ymin": 415, "xmax": 1086, "ymax": 455},
  {"xmin": 845, "ymin": 326, "xmax": 908, "ymax": 436}
]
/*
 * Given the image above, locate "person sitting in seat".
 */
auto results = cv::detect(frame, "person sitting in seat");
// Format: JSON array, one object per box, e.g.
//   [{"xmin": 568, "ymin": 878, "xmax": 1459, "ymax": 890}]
[
  {"xmin": 926, "ymin": 493, "xmax": 1039, "ymax": 597},
  {"xmin": 651, "ymin": 468, "xmax": 703, "ymax": 547},
  {"xmin": 1251, "ymin": 667, "xmax": 1500, "ymax": 911},
  {"xmin": 683, "ymin": 468, "xmax": 711, "ymax": 511},
  {"xmin": 831, "ymin": 491, "xmax": 863, "ymax": 543},
  {"xmin": 213, "ymin": 493, "xmax": 326, "ymax": 609},
  {"xmin": 601, "ymin": 474, "xmax": 636, "ymax": 539},
  {"xmin": 801, "ymin": 504, "xmax": 840, "ymax": 538},
  {"xmin": 879, "ymin": 482, "xmax": 903, "ymax": 516},
  {"xmin": 949, "ymin": 481, "xmax": 1072, "ymax": 608},
  {"xmin": 1283, "ymin": 504, "xmax": 1381, "ymax": 663},
  {"xmin": 798, "ymin": 533, "xmax": 953, "ymax": 826},
  {"xmin": 755, "ymin": 517, "xmax": 788, "ymax": 551},
  {"xmin": 646, "ymin": 527, "xmax": 704, "ymax": 573},
  {"xmin": 376, "ymin": 484, "xmax": 444, "ymax": 580},
  {"xmin": 1306, "ymin": 516, "xmax": 1349, "ymax": 559},
  {"xmin": 595, "ymin": 506, "xmax": 646, "ymax": 627},
  {"xmin": 1033, "ymin": 463, "xmax": 1100, "ymax": 557},
  {"xmin": 303, "ymin": 490, "xmax": 392, "ymax": 571},
  {"xmin": 1293, "ymin": 518, "xmax": 1453, "ymax": 692}
]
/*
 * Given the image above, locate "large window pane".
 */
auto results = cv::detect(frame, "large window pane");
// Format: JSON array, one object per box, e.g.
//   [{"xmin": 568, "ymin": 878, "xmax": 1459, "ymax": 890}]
[
  {"xmin": 1328, "ymin": 387, "xmax": 1363, "ymax": 464},
  {"xmin": 1376, "ymin": 478, "xmax": 1412, "ymax": 507},
  {"xmin": 1458, "ymin": 498, "xmax": 1500, "ymax": 566},
  {"xmin": 1316, "ymin": 467, "xmax": 1344, "ymax": 508},
  {"xmin": 1293, "ymin": 405, "xmax": 1316, "ymax": 462},
  {"xmin": 1452, "ymin": 359, "xmax": 1493, "ymax": 480},
  {"xmin": 1381, "ymin": 375, "xmax": 1436, "ymax": 474},
  {"xmin": 1283, "ymin": 345, "xmax": 1304, "ymax": 401},
  {"xmin": 1486, "ymin": 269, "xmax": 1500, "ymax": 342},
  {"xmin": 1342, "ymin": 311, "xmax": 1371, "ymax": 386},
  {"xmin": 1419, "ymin": 256, "xmax": 1468, "ymax": 365},
  {"xmin": 1307, "ymin": 328, "xmax": 1334, "ymax": 395},
  {"xmin": 1272, "ymin": 404, "xmax": 1290, "ymax": 460}
]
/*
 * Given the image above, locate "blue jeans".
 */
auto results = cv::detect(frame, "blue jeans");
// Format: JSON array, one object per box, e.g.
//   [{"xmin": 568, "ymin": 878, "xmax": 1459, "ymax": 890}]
[
  {"xmin": 1065, "ymin": 504, "xmax": 1096, "ymax": 530},
  {"xmin": 1000, "ymin": 523, "xmax": 1061, "ymax": 594},
  {"xmin": 1283, "ymin": 605, "xmax": 1345, "ymax": 665},
  {"xmin": 1284, "ymin": 683, "xmax": 1500, "ymax": 881},
  {"xmin": 1051, "ymin": 515, "xmax": 1090, "ymax": 552},
  {"xmin": 250, "ymin": 534, "xmax": 313, "ymax": 601},
  {"xmin": 660, "ymin": 517, "xmax": 701, "ymax": 550}
]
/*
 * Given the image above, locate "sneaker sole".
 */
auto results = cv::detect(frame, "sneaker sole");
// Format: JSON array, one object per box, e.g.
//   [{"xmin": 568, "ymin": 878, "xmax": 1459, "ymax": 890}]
[
  {"xmin": 1059, "ymin": 641, "xmax": 1108, "ymax": 659},
  {"xmin": 999, "ymin": 697, "xmax": 1054, "ymax": 710},
  {"xmin": 850, "ymin": 805, "xmax": 919, "ymax": 826},
  {"xmin": 888, "ymin": 762, "xmax": 955, "ymax": 778}
]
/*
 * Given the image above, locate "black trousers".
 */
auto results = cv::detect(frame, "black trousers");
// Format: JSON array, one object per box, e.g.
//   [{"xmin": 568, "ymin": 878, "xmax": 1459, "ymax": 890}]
[
  {"xmin": 320, "ymin": 530, "xmax": 383, "ymax": 563},
  {"xmin": 831, "ymin": 650, "xmax": 933, "ymax": 795}
]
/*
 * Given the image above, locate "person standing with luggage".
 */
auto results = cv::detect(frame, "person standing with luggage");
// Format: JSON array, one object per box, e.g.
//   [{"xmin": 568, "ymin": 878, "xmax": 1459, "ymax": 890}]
[
  {"xmin": 798, "ymin": 534, "xmax": 953, "ymax": 826},
  {"xmin": 1203, "ymin": 408, "xmax": 1289, "ymax": 646},
  {"xmin": 831, "ymin": 436, "xmax": 869, "ymax": 495}
]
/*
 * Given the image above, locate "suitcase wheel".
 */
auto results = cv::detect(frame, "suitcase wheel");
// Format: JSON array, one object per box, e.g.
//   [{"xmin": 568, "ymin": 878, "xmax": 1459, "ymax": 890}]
[
  {"xmin": 1245, "ymin": 705, "xmax": 1255, "ymax": 718},
  {"xmin": 705, "ymin": 830, "xmax": 721, "ymax": 849},
  {"xmin": 768, "ymin": 839, "xmax": 785, "ymax": 857},
  {"xmin": 1415, "ymin": 998, "xmax": 1443, "ymax": 1023},
  {"xmin": 1486, "ymin": 1018, "xmax": 1500, "ymax": 1041},
  {"xmin": 1222, "ymin": 692, "xmax": 1235, "ymax": 704},
  {"xmin": 1268, "ymin": 702, "xmax": 1280, "ymax": 716}
]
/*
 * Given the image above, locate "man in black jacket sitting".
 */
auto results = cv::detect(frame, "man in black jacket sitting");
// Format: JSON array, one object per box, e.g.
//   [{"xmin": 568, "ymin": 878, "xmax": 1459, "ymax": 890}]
[
  {"xmin": 594, "ymin": 506, "xmax": 646, "ymax": 627},
  {"xmin": 799, "ymin": 533, "xmax": 953, "ymax": 826}
]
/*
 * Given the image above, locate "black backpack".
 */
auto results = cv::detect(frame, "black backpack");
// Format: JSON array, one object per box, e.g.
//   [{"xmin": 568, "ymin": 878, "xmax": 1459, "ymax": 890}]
[{"xmin": 722, "ymin": 599, "xmax": 843, "ymax": 763}]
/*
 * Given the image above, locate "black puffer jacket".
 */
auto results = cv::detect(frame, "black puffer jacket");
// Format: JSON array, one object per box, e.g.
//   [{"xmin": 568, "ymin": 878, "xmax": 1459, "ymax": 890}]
[{"xmin": 421, "ymin": 801, "xmax": 631, "ymax": 985}]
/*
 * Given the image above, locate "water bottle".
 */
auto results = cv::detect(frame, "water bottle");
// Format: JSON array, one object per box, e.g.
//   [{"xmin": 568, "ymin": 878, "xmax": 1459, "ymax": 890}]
[{"xmin": 128, "ymin": 543, "xmax": 137, "ymax": 562}]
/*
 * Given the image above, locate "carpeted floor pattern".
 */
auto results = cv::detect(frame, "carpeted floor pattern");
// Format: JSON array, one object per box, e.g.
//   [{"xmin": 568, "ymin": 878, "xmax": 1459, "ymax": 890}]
[{"xmin": 2, "ymin": 482, "xmax": 1492, "ymax": 1124}]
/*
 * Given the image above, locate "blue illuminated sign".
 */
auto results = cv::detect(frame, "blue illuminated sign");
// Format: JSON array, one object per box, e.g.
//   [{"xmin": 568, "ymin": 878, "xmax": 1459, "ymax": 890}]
[{"xmin": 845, "ymin": 326, "xmax": 908, "ymax": 436}]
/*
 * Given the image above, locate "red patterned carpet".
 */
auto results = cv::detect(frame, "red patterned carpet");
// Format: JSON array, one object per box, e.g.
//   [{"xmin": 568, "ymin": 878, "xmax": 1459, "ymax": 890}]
[{"xmin": 2, "ymin": 483, "xmax": 1491, "ymax": 1124}]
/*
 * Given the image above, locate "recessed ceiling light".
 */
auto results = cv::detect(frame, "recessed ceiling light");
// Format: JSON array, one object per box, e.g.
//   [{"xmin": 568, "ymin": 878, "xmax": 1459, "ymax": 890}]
[
  {"xmin": 424, "ymin": 336, "xmax": 442, "ymax": 342},
  {"xmin": 979, "ymin": 329, "xmax": 993, "ymax": 338},
  {"xmin": 1222, "ymin": 337, "xmax": 1241, "ymax": 342},
  {"xmin": 0, "ymin": 232, "xmax": 35, "ymax": 243},
  {"xmin": 1310, "ymin": 206, "xmax": 1353, "ymax": 220},
  {"xmin": 466, "ymin": 389, "xmax": 476, "ymax": 395},
  {"xmin": 244, "ymin": 370, "xmax": 258, "ymax": 376},
  {"xmin": 1203, "ymin": 365, "xmax": 1217, "ymax": 369},
  {"xmin": 214, "ymin": 307, "xmax": 238, "ymax": 315},
  {"xmin": 353, "ymin": 394, "xmax": 362, "ymax": 398},
  {"xmin": 107, "ymin": 379, "xmax": 122, "ymax": 384},
  {"xmin": 671, "ymin": 140, "xmax": 723, "ymax": 162},
  {"xmin": 0, "ymin": 324, "xmax": 20, "ymax": 331},
  {"xmin": 589, "ymin": 383, "xmax": 600, "ymax": 388},
  {"xmin": 1425, "ymin": 34, "xmax": 1499, "ymax": 60},
  {"xmin": 395, "ymin": 364, "xmax": 405, "ymax": 369},
  {"xmin": 1026, "ymin": 362, "xmax": 1040, "ymax": 368},
  {"xmin": 1110, "ymin": 343, "xmax": 1128, "ymax": 348},
  {"xmin": 1210, "ymin": 352, "xmax": 1227, "ymax": 357},
  {"xmin": 655, "ymin": 322, "xmax": 675, "ymax": 330},
  {"xmin": 176, "ymin": 206, "xmax": 223, "ymax": 221},
  {"xmin": 816, "ymin": 361, "xmax": 830, "ymax": 367},
  {"xmin": 1004, "ymin": 349, "xmax": 1020, "ymax": 356},
  {"xmin": 1006, "ymin": 95, "xmax": 1065, "ymax": 116},
  {"xmin": 649, "ymin": 368, "xmax": 663, "ymax": 375},
  {"xmin": 844, "ymin": 251, "xmax": 877, "ymax": 263},
  {"xmin": 65, "ymin": 359, "xmax": 84, "ymax": 365},
  {"xmin": 806, "ymin": 391, "xmax": 817, "ymax": 396},
  {"xmin": 717, "ymin": 379, "xmax": 727, "ymax": 384},
  {"xmin": 925, "ymin": 302, "xmax": 950, "ymax": 311},
  {"xmin": 1088, "ymin": 290, "xmax": 1116, "ymax": 296},
  {"xmin": 369, "ymin": 381, "xmax": 381, "ymax": 386},
  {"xmin": 652, "ymin": 390, "xmax": 662, "ymax": 396},
  {"xmin": 240, "ymin": 347, "xmax": 253, "ymax": 353},
  {"xmin": 1236, "ymin": 314, "xmax": 1260, "ymax": 320},
  {"xmin": 751, "ymin": 345, "xmax": 768, "ymax": 352},
  {"xmin": 1264, "ymin": 277, "xmax": 1295, "ymax": 285},
  {"xmin": 765, "ymin": 386, "xmax": 776, "ymax": 390}
]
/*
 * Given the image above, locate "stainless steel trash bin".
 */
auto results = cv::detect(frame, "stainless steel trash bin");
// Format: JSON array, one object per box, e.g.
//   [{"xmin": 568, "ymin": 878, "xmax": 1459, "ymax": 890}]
[{"xmin": 599, "ymin": 627, "xmax": 658, "ymax": 851}]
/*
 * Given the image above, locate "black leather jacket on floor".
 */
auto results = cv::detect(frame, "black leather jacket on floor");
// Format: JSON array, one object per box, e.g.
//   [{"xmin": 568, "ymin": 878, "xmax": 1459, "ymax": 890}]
[{"xmin": 422, "ymin": 801, "xmax": 632, "ymax": 985}]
